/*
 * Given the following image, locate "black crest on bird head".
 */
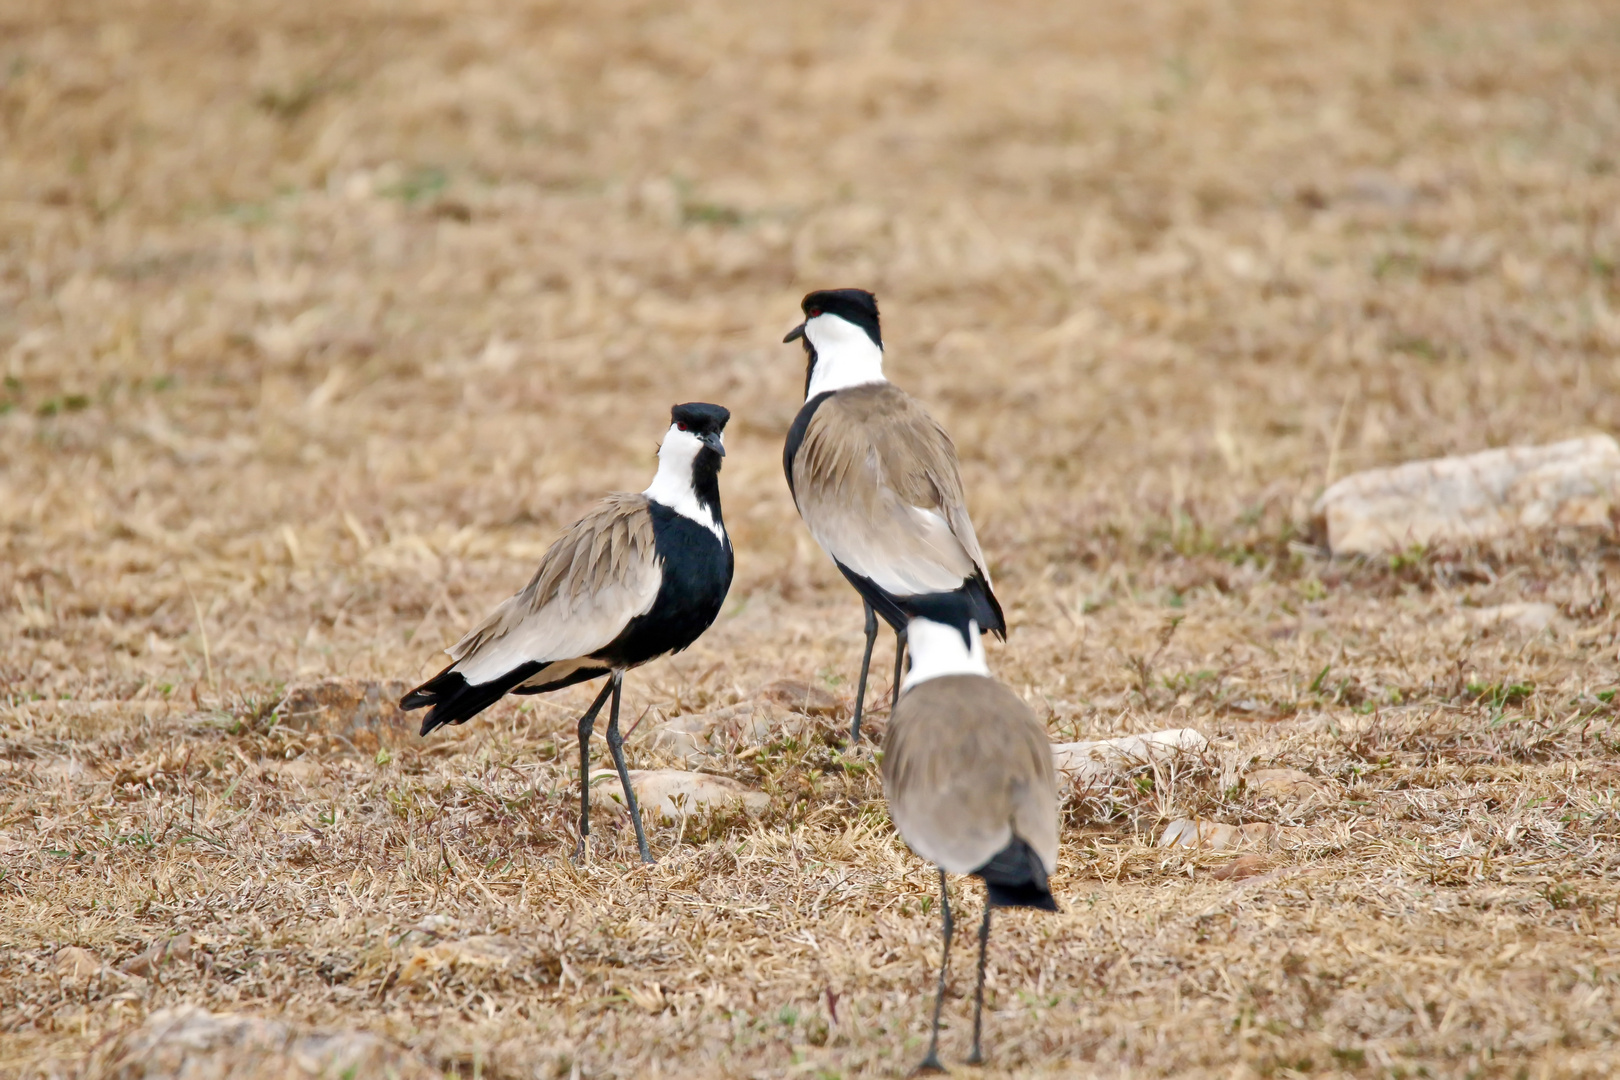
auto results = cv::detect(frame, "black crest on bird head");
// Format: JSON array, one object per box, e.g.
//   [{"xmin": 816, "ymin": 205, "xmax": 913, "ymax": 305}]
[
  {"xmin": 798, "ymin": 288, "xmax": 882, "ymax": 350},
  {"xmin": 670, "ymin": 402, "xmax": 730, "ymax": 436}
]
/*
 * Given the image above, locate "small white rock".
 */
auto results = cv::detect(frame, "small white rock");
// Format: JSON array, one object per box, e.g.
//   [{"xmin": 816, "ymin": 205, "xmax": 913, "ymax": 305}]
[
  {"xmin": 1050, "ymin": 728, "xmax": 1209, "ymax": 788},
  {"xmin": 1158, "ymin": 820, "xmax": 1281, "ymax": 851},
  {"xmin": 1463, "ymin": 602, "xmax": 1560, "ymax": 635}
]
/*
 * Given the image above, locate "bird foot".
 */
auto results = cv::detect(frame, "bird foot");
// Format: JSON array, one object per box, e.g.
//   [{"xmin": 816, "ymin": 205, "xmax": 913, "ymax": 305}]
[
  {"xmin": 911, "ymin": 1055, "xmax": 949, "ymax": 1076},
  {"xmin": 965, "ymin": 1051, "xmax": 985, "ymax": 1067}
]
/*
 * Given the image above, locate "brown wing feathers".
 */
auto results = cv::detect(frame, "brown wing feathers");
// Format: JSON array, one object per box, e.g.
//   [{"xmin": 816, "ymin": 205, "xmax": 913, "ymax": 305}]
[
  {"xmin": 792, "ymin": 384, "xmax": 1003, "ymax": 632},
  {"xmin": 401, "ymin": 494, "xmax": 658, "ymax": 732},
  {"xmin": 882, "ymin": 674, "xmax": 1058, "ymax": 906},
  {"xmin": 446, "ymin": 494, "xmax": 654, "ymax": 663}
]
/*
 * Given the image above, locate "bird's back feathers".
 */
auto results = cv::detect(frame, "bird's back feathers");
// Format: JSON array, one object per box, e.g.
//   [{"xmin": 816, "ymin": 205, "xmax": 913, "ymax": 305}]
[
  {"xmin": 882, "ymin": 674, "xmax": 1058, "ymax": 887},
  {"xmin": 787, "ymin": 384, "xmax": 1002, "ymax": 630}
]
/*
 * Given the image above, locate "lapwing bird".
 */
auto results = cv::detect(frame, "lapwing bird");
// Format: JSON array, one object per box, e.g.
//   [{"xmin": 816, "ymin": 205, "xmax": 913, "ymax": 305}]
[
  {"xmin": 881, "ymin": 611, "xmax": 1059, "ymax": 1071},
  {"xmin": 782, "ymin": 289, "xmax": 1005, "ymax": 742},
  {"xmin": 399, "ymin": 403, "xmax": 734, "ymax": 864}
]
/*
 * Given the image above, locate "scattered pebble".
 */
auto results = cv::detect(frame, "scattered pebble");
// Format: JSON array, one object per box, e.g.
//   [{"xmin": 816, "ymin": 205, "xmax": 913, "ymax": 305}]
[
  {"xmin": 1051, "ymin": 728, "xmax": 1209, "ymax": 788},
  {"xmin": 54, "ymin": 946, "xmax": 102, "ymax": 982},
  {"xmin": 756, "ymin": 679, "xmax": 841, "ymax": 717},
  {"xmin": 601, "ymin": 769, "xmax": 770, "ymax": 823}
]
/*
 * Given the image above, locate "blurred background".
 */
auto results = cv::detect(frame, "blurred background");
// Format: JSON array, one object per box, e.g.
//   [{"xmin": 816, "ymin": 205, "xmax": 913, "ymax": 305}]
[{"xmin": 3, "ymin": 0, "xmax": 1618, "ymax": 703}]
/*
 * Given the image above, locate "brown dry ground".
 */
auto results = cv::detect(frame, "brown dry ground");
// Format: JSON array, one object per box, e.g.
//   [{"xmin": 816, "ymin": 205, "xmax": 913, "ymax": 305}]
[{"xmin": 4, "ymin": 0, "xmax": 1620, "ymax": 1076}]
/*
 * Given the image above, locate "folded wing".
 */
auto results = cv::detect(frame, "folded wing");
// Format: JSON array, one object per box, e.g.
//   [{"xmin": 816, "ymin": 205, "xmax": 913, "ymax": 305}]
[
  {"xmin": 882, "ymin": 676, "xmax": 1058, "ymax": 877},
  {"xmin": 792, "ymin": 385, "xmax": 994, "ymax": 597},
  {"xmin": 445, "ymin": 493, "xmax": 661, "ymax": 685}
]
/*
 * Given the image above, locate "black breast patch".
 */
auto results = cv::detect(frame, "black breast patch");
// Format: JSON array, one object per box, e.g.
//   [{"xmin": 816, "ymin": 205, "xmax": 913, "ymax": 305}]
[
  {"xmin": 594, "ymin": 504, "xmax": 733, "ymax": 669},
  {"xmin": 782, "ymin": 390, "xmax": 835, "ymax": 500}
]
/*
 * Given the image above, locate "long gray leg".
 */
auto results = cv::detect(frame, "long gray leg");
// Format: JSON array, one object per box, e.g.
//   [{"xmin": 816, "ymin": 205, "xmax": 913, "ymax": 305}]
[
  {"xmin": 573, "ymin": 679, "xmax": 615, "ymax": 861},
  {"xmin": 967, "ymin": 902, "xmax": 992, "ymax": 1065},
  {"xmin": 891, "ymin": 627, "xmax": 908, "ymax": 711},
  {"xmin": 918, "ymin": 867, "xmax": 952, "ymax": 1074},
  {"xmin": 851, "ymin": 601, "xmax": 879, "ymax": 743},
  {"xmin": 604, "ymin": 672, "xmax": 653, "ymax": 864}
]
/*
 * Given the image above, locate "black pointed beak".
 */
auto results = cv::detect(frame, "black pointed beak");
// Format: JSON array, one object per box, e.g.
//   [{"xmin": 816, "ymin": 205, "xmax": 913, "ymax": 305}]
[
  {"xmin": 783, "ymin": 322, "xmax": 806, "ymax": 344},
  {"xmin": 700, "ymin": 431, "xmax": 726, "ymax": 457}
]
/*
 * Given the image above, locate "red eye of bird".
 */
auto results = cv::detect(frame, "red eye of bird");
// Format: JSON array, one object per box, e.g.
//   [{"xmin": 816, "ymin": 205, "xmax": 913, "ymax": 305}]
[
  {"xmin": 808, "ymin": 308, "xmax": 822, "ymax": 317},
  {"xmin": 677, "ymin": 422, "xmax": 689, "ymax": 431}
]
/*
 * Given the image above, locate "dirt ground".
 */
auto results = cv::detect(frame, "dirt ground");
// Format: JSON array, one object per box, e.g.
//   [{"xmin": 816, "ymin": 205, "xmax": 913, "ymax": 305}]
[{"xmin": 4, "ymin": 0, "xmax": 1620, "ymax": 1076}]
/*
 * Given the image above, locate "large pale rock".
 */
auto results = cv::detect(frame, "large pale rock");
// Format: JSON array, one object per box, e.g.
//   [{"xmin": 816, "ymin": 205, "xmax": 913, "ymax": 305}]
[
  {"xmin": 599, "ymin": 769, "xmax": 770, "ymax": 823},
  {"xmin": 1051, "ymin": 728, "xmax": 1209, "ymax": 788},
  {"xmin": 1313, "ymin": 436, "xmax": 1620, "ymax": 556},
  {"xmin": 86, "ymin": 1004, "xmax": 435, "ymax": 1080}
]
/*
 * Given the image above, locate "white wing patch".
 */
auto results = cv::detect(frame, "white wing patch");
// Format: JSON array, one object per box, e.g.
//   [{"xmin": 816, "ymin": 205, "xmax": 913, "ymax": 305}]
[
  {"xmin": 451, "ymin": 561, "xmax": 661, "ymax": 686},
  {"xmin": 805, "ymin": 499, "xmax": 976, "ymax": 597}
]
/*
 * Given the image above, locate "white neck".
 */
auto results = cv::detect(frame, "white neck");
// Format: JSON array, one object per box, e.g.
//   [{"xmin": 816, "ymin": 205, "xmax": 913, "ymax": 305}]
[
  {"xmin": 901, "ymin": 618, "xmax": 989, "ymax": 691},
  {"xmin": 642, "ymin": 425, "xmax": 724, "ymax": 541},
  {"xmin": 804, "ymin": 313, "xmax": 886, "ymax": 399}
]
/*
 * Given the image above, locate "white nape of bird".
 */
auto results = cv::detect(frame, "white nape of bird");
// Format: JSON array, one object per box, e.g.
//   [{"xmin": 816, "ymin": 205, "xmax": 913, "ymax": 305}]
[
  {"xmin": 399, "ymin": 403, "xmax": 734, "ymax": 864},
  {"xmin": 881, "ymin": 608, "xmax": 1059, "ymax": 1072},
  {"xmin": 782, "ymin": 289, "xmax": 1005, "ymax": 744}
]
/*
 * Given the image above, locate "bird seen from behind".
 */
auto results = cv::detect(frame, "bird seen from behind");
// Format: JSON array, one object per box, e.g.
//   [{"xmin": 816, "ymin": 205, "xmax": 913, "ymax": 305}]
[{"xmin": 881, "ymin": 607, "xmax": 1059, "ymax": 1071}]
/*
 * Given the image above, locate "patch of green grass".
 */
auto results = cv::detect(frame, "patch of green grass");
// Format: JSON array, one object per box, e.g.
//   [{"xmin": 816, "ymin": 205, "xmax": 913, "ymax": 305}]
[
  {"xmin": 1468, "ymin": 681, "xmax": 1534, "ymax": 709},
  {"xmin": 36, "ymin": 394, "xmax": 90, "ymax": 417},
  {"xmin": 1387, "ymin": 544, "xmax": 1428, "ymax": 573},
  {"xmin": 381, "ymin": 166, "xmax": 449, "ymax": 204},
  {"xmin": 682, "ymin": 201, "xmax": 744, "ymax": 226}
]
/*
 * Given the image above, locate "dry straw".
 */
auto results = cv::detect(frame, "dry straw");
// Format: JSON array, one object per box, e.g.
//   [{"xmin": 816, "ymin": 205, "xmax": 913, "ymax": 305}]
[{"xmin": 3, "ymin": 0, "xmax": 1620, "ymax": 1077}]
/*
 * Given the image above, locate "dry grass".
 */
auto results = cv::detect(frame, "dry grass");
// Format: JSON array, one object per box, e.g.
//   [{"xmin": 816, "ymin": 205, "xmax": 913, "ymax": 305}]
[{"xmin": 4, "ymin": 0, "xmax": 1620, "ymax": 1075}]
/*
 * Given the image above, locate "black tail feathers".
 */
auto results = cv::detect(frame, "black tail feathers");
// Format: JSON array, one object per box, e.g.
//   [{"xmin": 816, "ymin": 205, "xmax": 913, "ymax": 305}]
[
  {"xmin": 974, "ymin": 836, "xmax": 1060, "ymax": 912},
  {"xmin": 400, "ymin": 661, "xmax": 542, "ymax": 737},
  {"xmin": 966, "ymin": 572, "xmax": 1007, "ymax": 641},
  {"xmin": 837, "ymin": 564, "xmax": 1006, "ymax": 642}
]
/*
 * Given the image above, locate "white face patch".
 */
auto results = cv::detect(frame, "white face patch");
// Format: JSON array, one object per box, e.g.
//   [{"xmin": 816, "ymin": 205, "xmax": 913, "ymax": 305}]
[
  {"xmin": 643, "ymin": 424, "xmax": 725, "ymax": 541},
  {"xmin": 804, "ymin": 312, "xmax": 886, "ymax": 399},
  {"xmin": 901, "ymin": 617, "xmax": 990, "ymax": 691}
]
